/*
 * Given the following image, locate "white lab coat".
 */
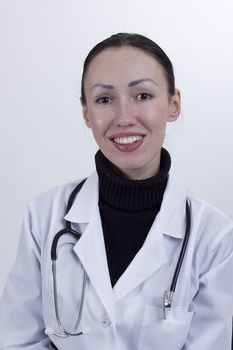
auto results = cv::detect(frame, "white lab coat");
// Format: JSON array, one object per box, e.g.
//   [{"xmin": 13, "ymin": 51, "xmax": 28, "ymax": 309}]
[{"xmin": 0, "ymin": 172, "xmax": 233, "ymax": 350}]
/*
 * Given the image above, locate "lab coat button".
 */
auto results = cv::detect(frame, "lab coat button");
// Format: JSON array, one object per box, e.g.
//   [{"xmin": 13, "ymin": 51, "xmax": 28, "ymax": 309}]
[{"xmin": 101, "ymin": 318, "xmax": 112, "ymax": 328}]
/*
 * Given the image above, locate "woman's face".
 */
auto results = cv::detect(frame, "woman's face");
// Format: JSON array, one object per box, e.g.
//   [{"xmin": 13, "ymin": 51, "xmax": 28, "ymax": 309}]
[{"xmin": 82, "ymin": 46, "xmax": 180, "ymax": 180}]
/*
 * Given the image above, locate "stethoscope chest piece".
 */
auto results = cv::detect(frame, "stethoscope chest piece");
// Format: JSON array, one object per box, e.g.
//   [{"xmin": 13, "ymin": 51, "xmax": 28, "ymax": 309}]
[{"xmin": 163, "ymin": 290, "xmax": 174, "ymax": 319}]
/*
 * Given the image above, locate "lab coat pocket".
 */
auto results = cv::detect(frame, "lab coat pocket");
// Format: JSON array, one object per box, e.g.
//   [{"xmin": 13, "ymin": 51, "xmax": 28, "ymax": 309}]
[{"xmin": 138, "ymin": 305, "xmax": 194, "ymax": 350}]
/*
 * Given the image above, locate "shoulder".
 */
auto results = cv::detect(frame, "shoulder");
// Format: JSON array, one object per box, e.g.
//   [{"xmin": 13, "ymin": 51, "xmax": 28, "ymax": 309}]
[
  {"xmin": 168, "ymin": 174, "xmax": 233, "ymax": 229},
  {"xmin": 26, "ymin": 177, "xmax": 89, "ymax": 219},
  {"xmin": 167, "ymin": 177, "xmax": 233, "ymax": 274},
  {"xmin": 167, "ymin": 175, "xmax": 233, "ymax": 249},
  {"xmin": 29, "ymin": 181, "xmax": 79, "ymax": 207},
  {"xmin": 185, "ymin": 189, "xmax": 233, "ymax": 259},
  {"xmin": 166, "ymin": 174, "xmax": 232, "ymax": 226},
  {"xmin": 188, "ymin": 190, "xmax": 233, "ymax": 232}
]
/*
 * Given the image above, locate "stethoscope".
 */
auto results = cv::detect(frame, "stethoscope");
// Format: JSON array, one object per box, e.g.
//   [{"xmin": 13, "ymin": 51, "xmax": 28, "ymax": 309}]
[{"xmin": 45, "ymin": 178, "xmax": 192, "ymax": 339}]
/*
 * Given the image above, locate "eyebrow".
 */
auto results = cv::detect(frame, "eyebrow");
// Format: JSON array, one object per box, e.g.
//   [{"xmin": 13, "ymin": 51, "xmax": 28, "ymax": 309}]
[
  {"xmin": 91, "ymin": 83, "xmax": 114, "ymax": 90},
  {"xmin": 128, "ymin": 78, "xmax": 157, "ymax": 87},
  {"xmin": 91, "ymin": 78, "xmax": 157, "ymax": 90}
]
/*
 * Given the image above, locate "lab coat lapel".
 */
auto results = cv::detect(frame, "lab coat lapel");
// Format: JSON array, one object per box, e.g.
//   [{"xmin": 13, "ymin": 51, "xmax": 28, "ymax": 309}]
[
  {"xmin": 64, "ymin": 173, "xmax": 115, "ymax": 324},
  {"xmin": 113, "ymin": 175, "xmax": 187, "ymax": 301}
]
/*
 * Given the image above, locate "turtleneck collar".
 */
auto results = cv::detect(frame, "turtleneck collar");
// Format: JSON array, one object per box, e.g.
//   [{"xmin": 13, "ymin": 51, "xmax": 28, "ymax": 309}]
[{"xmin": 95, "ymin": 148, "xmax": 171, "ymax": 211}]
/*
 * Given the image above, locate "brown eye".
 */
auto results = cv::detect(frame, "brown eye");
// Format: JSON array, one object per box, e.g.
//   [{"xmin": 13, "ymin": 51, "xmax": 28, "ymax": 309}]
[
  {"xmin": 137, "ymin": 93, "xmax": 153, "ymax": 101},
  {"xmin": 96, "ymin": 96, "xmax": 112, "ymax": 104}
]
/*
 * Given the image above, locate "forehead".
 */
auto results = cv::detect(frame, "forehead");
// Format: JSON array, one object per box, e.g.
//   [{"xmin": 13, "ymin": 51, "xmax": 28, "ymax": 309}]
[{"xmin": 85, "ymin": 46, "xmax": 166, "ymax": 84}]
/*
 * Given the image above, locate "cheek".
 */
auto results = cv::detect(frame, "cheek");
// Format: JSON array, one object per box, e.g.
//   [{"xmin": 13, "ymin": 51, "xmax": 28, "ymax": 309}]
[
  {"xmin": 143, "ymin": 105, "xmax": 169, "ymax": 131},
  {"xmin": 87, "ymin": 114, "xmax": 109, "ymax": 144},
  {"xmin": 87, "ymin": 108, "xmax": 103, "ymax": 129}
]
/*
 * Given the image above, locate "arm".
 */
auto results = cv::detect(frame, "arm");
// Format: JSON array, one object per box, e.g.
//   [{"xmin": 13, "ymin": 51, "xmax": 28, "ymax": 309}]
[
  {"xmin": 185, "ymin": 229, "xmax": 233, "ymax": 349},
  {"xmin": 0, "ymin": 205, "xmax": 50, "ymax": 349}
]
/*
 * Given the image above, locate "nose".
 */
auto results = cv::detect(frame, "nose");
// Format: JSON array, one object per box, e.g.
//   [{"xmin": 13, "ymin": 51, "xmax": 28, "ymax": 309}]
[{"xmin": 113, "ymin": 98, "xmax": 136, "ymax": 127}]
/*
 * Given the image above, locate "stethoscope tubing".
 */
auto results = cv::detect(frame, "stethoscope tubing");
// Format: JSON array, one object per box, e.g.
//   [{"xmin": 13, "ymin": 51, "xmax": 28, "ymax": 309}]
[
  {"xmin": 170, "ymin": 199, "xmax": 191, "ymax": 292},
  {"xmin": 52, "ymin": 258, "xmax": 87, "ymax": 336},
  {"xmin": 50, "ymin": 178, "xmax": 88, "ymax": 337}
]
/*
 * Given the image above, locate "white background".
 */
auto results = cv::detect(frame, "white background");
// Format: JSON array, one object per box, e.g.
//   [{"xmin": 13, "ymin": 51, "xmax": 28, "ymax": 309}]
[{"xmin": 0, "ymin": 0, "xmax": 232, "ymax": 295}]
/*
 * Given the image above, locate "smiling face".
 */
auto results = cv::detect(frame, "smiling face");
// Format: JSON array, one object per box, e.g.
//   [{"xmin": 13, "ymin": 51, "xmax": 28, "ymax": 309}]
[{"xmin": 82, "ymin": 46, "xmax": 181, "ymax": 180}]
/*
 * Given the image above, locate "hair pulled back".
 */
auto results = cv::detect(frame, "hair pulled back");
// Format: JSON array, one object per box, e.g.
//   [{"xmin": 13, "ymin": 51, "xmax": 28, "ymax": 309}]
[{"xmin": 81, "ymin": 33, "xmax": 175, "ymax": 105}]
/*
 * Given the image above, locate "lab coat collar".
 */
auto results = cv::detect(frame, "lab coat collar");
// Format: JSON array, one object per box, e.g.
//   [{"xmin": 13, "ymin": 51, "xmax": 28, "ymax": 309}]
[
  {"xmin": 65, "ymin": 172, "xmax": 187, "ymax": 239},
  {"xmin": 64, "ymin": 172, "xmax": 99, "ymax": 224},
  {"xmin": 157, "ymin": 174, "xmax": 187, "ymax": 240}
]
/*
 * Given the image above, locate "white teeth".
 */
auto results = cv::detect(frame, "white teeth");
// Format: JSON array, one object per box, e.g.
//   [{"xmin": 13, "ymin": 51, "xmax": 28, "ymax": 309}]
[{"xmin": 113, "ymin": 135, "xmax": 143, "ymax": 144}]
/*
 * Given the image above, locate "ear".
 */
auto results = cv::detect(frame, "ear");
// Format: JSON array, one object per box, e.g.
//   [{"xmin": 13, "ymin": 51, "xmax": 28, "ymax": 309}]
[
  {"xmin": 81, "ymin": 100, "xmax": 92, "ymax": 129},
  {"xmin": 167, "ymin": 89, "xmax": 181, "ymax": 122}
]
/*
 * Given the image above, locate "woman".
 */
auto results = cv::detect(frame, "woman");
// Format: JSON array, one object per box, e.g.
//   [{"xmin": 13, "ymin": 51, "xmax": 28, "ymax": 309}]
[{"xmin": 0, "ymin": 33, "xmax": 232, "ymax": 350}]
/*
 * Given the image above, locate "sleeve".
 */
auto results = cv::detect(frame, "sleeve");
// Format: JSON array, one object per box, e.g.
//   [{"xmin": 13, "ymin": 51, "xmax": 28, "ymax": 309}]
[
  {"xmin": 184, "ymin": 228, "xmax": 233, "ymax": 350},
  {"xmin": 0, "ymin": 204, "xmax": 50, "ymax": 349}
]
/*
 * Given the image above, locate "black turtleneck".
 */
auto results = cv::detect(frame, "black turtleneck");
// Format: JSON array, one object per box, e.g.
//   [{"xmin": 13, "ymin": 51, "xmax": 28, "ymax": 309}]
[{"xmin": 95, "ymin": 148, "xmax": 171, "ymax": 287}]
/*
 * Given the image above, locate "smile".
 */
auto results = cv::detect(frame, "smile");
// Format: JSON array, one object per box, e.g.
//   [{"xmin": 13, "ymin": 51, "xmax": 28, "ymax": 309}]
[{"xmin": 113, "ymin": 135, "xmax": 143, "ymax": 145}]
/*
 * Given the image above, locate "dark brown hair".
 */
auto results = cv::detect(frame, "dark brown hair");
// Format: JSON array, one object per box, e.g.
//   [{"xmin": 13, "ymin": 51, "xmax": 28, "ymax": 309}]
[{"xmin": 81, "ymin": 32, "xmax": 175, "ymax": 105}]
